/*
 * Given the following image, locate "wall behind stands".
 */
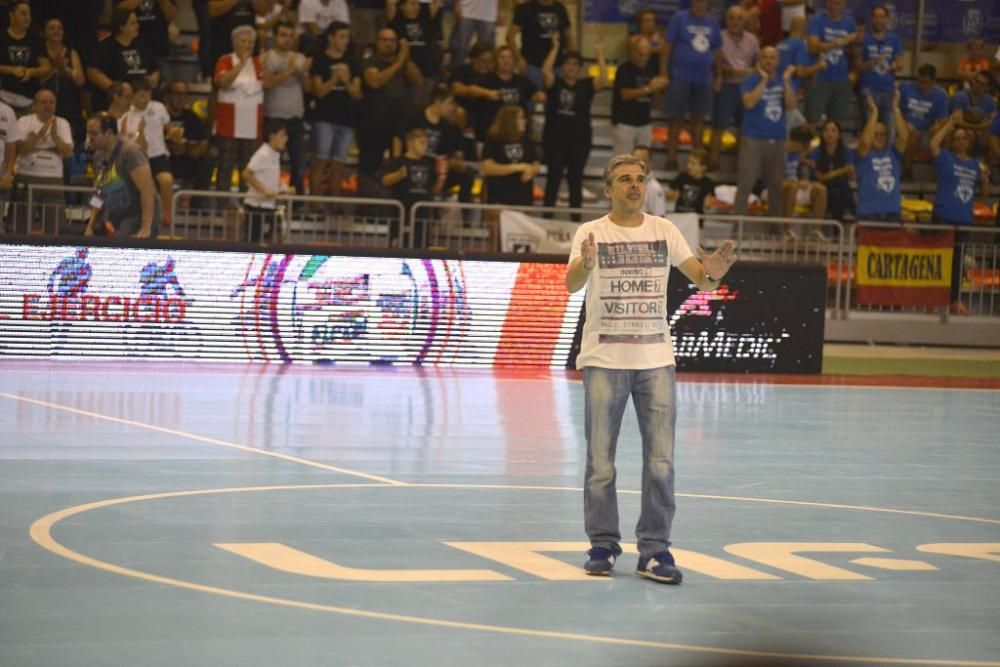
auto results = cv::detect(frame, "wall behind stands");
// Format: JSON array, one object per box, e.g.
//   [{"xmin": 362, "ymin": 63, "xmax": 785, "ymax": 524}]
[{"xmin": 0, "ymin": 241, "xmax": 825, "ymax": 373}]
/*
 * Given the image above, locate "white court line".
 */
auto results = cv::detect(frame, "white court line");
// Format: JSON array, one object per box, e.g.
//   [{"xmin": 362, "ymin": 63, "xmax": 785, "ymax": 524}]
[{"xmin": 0, "ymin": 391, "xmax": 406, "ymax": 486}]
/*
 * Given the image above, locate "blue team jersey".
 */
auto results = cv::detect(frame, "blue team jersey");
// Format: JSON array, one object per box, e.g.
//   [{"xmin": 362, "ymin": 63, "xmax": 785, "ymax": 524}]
[
  {"xmin": 808, "ymin": 11, "xmax": 855, "ymax": 83},
  {"xmin": 855, "ymin": 147, "xmax": 902, "ymax": 217},
  {"xmin": 899, "ymin": 82, "xmax": 949, "ymax": 131},
  {"xmin": 933, "ymin": 151, "xmax": 981, "ymax": 224},
  {"xmin": 740, "ymin": 73, "xmax": 787, "ymax": 140},
  {"xmin": 777, "ymin": 37, "xmax": 809, "ymax": 92},
  {"xmin": 859, "ymin": 32, "xmax": 902, "ymax": 92},
  {"xmin": 950, "ymin": 89, "xmax": 997, "ymax": 118},
  {"xmin": 666, "ymin": 10, "xmax": 722, "ymax": 85}
]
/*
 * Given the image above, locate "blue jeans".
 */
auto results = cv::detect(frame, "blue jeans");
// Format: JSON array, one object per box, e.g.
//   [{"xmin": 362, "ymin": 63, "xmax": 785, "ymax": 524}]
[
  {"xmin": 583, "ymin": 365, "xmax": 677, "ymax": 559},
  {"xmin": 450, "ymin": 18, "xmax": 495, "ymax": 65}
]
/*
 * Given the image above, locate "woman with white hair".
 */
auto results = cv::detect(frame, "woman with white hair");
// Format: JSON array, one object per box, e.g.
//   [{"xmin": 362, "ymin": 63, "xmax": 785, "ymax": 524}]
[{"xmin": 214, "ymin": 24, "xmax": 264, "ymax": 193}]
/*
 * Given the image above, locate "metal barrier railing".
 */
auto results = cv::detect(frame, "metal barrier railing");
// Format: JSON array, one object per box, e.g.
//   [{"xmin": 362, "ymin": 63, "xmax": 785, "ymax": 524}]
[
  {"xmin": 171, "ymin": 190, "xmax": 405, "ymax": 247},
  {"xmin": 2, "ymin": 184, "xmax": 94, "ymax": 236},
  {"xmin": 847, "ymin": 221, "xmax": 1000, "ymax": 320},
  {"xmin": 409, "ymin": 201, "xmax": 607, "ymax": 253}
]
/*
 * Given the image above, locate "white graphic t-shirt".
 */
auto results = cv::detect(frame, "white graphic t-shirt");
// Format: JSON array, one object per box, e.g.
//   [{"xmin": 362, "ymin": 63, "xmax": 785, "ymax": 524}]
[{"xmin": 569, "ymin": 213, "xmax": 694, "ymax": 370}]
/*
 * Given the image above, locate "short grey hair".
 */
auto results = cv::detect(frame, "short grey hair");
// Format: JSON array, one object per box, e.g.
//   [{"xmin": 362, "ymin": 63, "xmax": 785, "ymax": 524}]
[
  {"xmin": 603, "ymin": 154, "xmax": 647, "ymax": 186},
  {"xmin": 231, "ymin": 24, "xmax": 256, "ymax": 46}
]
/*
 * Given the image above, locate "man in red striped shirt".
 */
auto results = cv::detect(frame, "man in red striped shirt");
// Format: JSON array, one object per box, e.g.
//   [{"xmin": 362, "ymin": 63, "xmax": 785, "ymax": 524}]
[{"xmin": 214, "ymin": 24, "xmax": 263, "ymax": 193}]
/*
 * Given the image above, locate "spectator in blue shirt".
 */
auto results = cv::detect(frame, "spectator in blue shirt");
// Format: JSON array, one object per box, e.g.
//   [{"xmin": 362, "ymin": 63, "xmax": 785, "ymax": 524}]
[
  {"xmin": 662, "ymin": 0, "xmax": 722, "ymax": 169},
  {"xmin": 855, "ymin": 5, "xmax": 903, "ymax": 133},
  {"xmin": 929, "ymin": 111, "xmax": 991, "ymax": 313},
  {"xmin": 808, "ymin": 119, "xmax": 855, "ymax": 220},
  {"xmin": 777, "ymin": 15, "xmax": 826, "ymax": 130},
  {"xmin": 782, "ymin": 125, "xmax": 827, "ymax": 220},
  {"xmin": 950, "ymin": 71, "xmax": 997, "ymax": 156},
  {"xmin": 899, "ymin": 63, "xmax": 950, "ymax": 176},
  {"xmin": 855, "ymin": 91, "xmax": 908, "ymax": 221},
  {"xmin": 734, "ymin": 46, "xmax": 797, "ymax": 217},
  {"xmin": 805, "ymin": 0, "xmax": 858, "ymax": 126}
]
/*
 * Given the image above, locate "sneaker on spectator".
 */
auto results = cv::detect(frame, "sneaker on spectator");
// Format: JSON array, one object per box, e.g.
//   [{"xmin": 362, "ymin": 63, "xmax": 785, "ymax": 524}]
[
  {"xmin": 636, "ymin": 550, "xmax": 683, "ymax": 584},
  {"xmin": 583, "ymin": 546, "xmax": 619, "ymax": 576}
]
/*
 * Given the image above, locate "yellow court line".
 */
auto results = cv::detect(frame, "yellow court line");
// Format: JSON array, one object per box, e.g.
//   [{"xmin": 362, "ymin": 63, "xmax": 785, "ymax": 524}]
[
  {"xmin": 0, "ymin": 391, "xmax": 406, "ymax": 486},
  {"xmin": 28, "ymin": 484, "xmax": 1000, "ymax": 667}
]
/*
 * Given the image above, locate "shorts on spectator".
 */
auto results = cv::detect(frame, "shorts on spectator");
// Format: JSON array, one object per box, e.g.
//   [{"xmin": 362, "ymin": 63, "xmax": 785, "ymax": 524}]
[
  {"xmin": 805, "ymin": 81, "xmax": 852, "ymax": 125},
  {"xmin": 712, "ymin": 83, "xmax": 743, "ymax": 129},
  {"xmin": 665, "ymin": 80, "xmax": 712, "ymax": 120},
  {"xmin": 312, "ymin": 122, "xmax": 354, "ymax": 163},
  {"xmin": 149, "ymin": 155, "xmax": 171, "ymax": 176},
  {"xmin": 610, "ymin": 123, "xmax": 653, "ymax": 158}
]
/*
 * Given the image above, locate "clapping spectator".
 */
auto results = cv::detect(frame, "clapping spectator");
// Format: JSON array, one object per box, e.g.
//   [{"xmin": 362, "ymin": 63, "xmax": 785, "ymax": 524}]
[
  {"xmin": 387, "ymin": 0, "xmax": 443, "ymax": 99},
  {"xmin": 855, "ymin": 91, "xmax": 908, "ymax": 222},
  {"xmin": 214, "ymin": 24, "xmax": 264, "ymax": 193},
  {"xmin": 14, "ymin": 89, "xmax": 73, "ymax": 233},
  {"xmin": 805, "ymin": 0, "xmax": 857, "ymax": 126},
  {"xmin": 309, "ymin": 21, "xmax": 361, "ymax": 196},
  {"xmin": 119, "ymin": 78, "xmax": 174, "ymax": 224},
  {"xmin": 261, "ymin": 21, "xmax": 310, "ymax": 195},
  {"xmin": 776, "ymin": 15, "xmax": 824, "ymax": 129},
  {"xmin": 611, "ymin": 37, "xmax": 666, "ymax": 158},
  {"xmin": 855, "ymin": 4, "xmax": 903, "ymax": 132},
  {"xmin": 449, "ymin": 44, "xmax": 496, "ymax": 140},
  {"xmin": 41, "ymin": 18, "xmax": 85, "ymax": 145}
]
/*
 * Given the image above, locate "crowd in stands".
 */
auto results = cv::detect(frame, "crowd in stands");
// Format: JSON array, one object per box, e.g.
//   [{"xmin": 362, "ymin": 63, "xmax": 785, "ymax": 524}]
[{"xmin": 0, "ymin": 0, "xmax": 997, "ymax": 249}]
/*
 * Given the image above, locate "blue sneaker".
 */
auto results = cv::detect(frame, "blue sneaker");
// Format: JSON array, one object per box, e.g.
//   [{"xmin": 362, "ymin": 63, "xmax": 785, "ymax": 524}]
[
  {"xmin": 583, "ymin": 546, "xmax": 619, "ymax": 576},
  {"xmin": 636, "ymin": 550, "xmax": 683, "ymax": 584}
]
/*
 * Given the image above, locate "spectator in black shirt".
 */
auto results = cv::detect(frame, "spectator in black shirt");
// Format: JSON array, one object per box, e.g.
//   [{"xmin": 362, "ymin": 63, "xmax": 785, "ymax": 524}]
[
  {"xmin": 164, "ymin": 79, "xmax": 214, "ymax": 195},
  {"xmin": 667, "ymin": 148, "xmax": 715, "ymax": 213},
  {"xmin": 386, "ymin": 0, "xmax": 442, "ymax": 94},
  {"xmin": 482, "ymin": 104, "xmax": 539, "ymax": 206},
  {"xmin": 541, "ymin": 36, "xmax": 606, "ymax": 211},
  {"xmin": 611, "ymin": 37, "xmax": 666, "ymax": 157},
  {"xmin": 477, "ymin": 45, "xmax": 542, "ymax": 140},
  {"xmin": 508, "ymin": 0, "xmax": 573, "ymax": 89},
  {"xmin": 309, "ymin": 21, "xmax": 361, "ymax": 196},
  {"xmin": 449, "ymin": 43, "xmax": 496, "ymax": 139},
  {"xmin": 41, "ymin": 18, "xmax": 84, "ymax": 144},
  {"xmin": 380, "ymin": 127, "xmax": 444, "ymax": 247},
  {"xmin": 0, "ymin": 1, "xmax": 50, "ymax": 114},
  {"xmin": 115, "ymin": 0, "xmax": 178, "ymax": 73},
  {"xmin": 87, "ymin": 8, "xmax": 158, "ymax": 111},
  {"xmin": 358, "ymin": 28, "xmax": 421, "ymax": 177},
  {"xmin": 394, "ymin": 85, "xmax": 475, "ymax": 207}
]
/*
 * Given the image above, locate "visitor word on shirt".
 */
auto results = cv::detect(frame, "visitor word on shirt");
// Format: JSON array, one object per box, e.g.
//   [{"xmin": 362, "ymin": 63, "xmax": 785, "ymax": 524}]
[{"xmin": 569, "ymin": 214, "xmax": 694, "ymax": 370}]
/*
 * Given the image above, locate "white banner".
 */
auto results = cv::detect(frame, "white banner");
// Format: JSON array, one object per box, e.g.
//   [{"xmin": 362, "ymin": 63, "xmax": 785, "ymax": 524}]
[{"xmin": 499, "ymin": 210, "xmax": 700, "ymax": 255}]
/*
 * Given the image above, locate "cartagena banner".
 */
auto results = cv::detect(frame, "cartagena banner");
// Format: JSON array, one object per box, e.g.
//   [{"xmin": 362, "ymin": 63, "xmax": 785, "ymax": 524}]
[
  {"xmin": 855, "ymin": 227, "xmax": 954, "ymax": 308},
  {"xmin": 0, "ymin": 243, "xmax": 584, "ymax": 367},
  {"xmin": 500, "ymin": 210, "xmax": 699, "ymax": 256}
]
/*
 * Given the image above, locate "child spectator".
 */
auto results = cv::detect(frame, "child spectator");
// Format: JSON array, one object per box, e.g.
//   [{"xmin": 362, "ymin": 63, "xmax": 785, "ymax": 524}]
[
  {"xmin": 119, "ymin": 78, "xmax": 174, "ymax": 225},
  {"xmin": 242, "ymin": 119, "xmax": 289, "ymax": 243},
  {"xmin": 668, "ymin": 147, "xmax": 715, "ymax": 213},
  {"xmin": 380, "ymin": 127, "xmax": 445, "ymax": 247}
]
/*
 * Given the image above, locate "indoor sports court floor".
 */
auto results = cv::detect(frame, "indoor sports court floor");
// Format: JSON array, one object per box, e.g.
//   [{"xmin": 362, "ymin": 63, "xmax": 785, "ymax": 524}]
[{"xmin": 1, "ymin": 358, "xmax": 998, "ymax": 667}]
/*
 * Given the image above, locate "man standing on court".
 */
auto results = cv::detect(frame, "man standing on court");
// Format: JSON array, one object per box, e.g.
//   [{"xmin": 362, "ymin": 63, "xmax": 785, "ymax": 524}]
[{"xmin": 565, "ymin": 154, "xmax": 736, "ymax": 584}]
